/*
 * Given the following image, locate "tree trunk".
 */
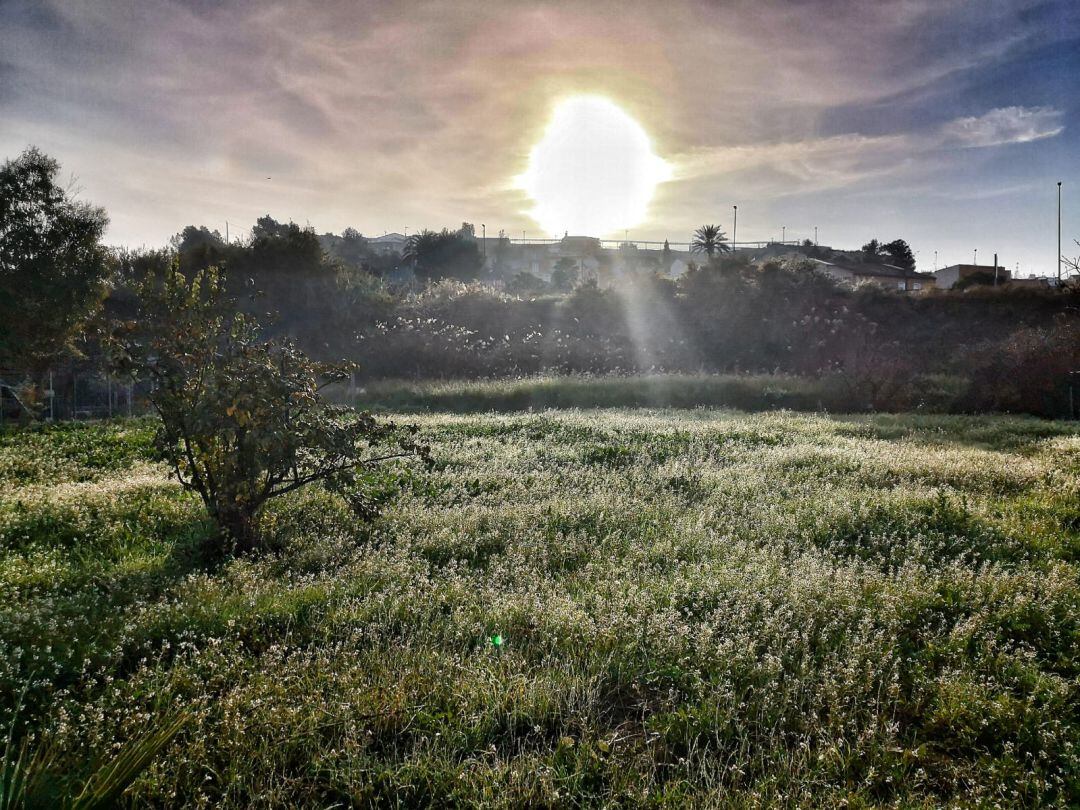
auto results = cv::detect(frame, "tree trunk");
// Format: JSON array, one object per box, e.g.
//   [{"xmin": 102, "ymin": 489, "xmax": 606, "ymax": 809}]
[{"xmin": 214, "ymin": 505, "xmax": 260, "ymax": 554}]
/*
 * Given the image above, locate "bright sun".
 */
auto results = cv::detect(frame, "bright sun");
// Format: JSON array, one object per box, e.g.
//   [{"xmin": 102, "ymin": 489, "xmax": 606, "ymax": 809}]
[{"xmin": 521, "ymin": 96, "xmax": 670, "ymax": 237}]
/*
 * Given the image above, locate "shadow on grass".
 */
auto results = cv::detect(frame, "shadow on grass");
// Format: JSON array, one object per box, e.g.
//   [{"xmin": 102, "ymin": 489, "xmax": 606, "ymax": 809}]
[{"xmin": 823, "ymin": 412, "xmax": 1079, "ymax": 454}]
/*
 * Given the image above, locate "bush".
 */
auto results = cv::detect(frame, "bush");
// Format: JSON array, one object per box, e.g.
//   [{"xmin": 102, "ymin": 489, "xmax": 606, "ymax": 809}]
[
  {"xmin": 108, "ymin": 266, "xmax": 427, "ymax": 552},
  {"xmin": 961, "ymin": 316, "xmax": 1080, "ymax": 417}
]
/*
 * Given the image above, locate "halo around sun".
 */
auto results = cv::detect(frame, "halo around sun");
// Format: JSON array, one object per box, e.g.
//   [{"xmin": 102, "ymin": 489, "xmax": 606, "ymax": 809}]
[{"xmin": 520, "ymin": 96, "xmax": 671, "ymax": 237}]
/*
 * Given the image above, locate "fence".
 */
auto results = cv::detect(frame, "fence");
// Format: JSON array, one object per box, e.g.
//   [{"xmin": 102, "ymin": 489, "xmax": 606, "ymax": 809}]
[{"xmin": 0, "ymin": 368, "xmax": 150, "ymax": 424}]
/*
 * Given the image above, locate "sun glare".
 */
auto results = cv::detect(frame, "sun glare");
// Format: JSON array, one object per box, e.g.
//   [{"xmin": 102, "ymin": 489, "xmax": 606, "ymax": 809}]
[{"xmin": 521, "ymin": 96, "xmax": 670, "ymax": 237}]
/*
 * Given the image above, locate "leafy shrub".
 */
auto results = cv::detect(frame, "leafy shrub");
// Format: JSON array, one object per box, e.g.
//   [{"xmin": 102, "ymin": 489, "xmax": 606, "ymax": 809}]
[
  {"xmin": 961, "ymin": 316, "xmax": 1080, "ymax": 417},
  {"xmin": 108, "ymin": 266, "xmax": 427, "ymax": 552}
]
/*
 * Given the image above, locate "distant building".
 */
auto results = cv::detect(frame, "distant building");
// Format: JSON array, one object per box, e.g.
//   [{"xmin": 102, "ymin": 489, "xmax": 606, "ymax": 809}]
[
  {"xmin": 934, "ymin": 263, "xmax": 1011, "ymax": 290},
  {"xmin": 481, "ymin": 235, "xmax": 696, "ymax": 286},
  {"xmin": 809, "ymin": 258, "xmax": 935, "ymax": 291},
  {"xmin": 368, "ymin": 233, "xmax": 408, "ymax": 255}
]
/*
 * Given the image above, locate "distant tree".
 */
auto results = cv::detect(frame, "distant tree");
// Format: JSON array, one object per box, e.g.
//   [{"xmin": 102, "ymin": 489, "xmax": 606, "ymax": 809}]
[
  {"xmin": 171, "ymin": 225, "xmax": 225, "ymax": 253},
  {"xmin": 882, "ymin": 239, "xmax": 916, "ymax": 273},
  {"xmin": 227, "ymin": 217, "xmax": 329, "ymax": 292},
  {"xmin": 507, "ymin": 271, "xmax": 547, "ymax": 295},
  {"xmin": 0, "ymin": 147, "xmax": 110, "ymax": 370},
  {"xmin": 861, "ymin": 239, "xmax": 882, "ymax": 261},
  {"xmin": 172, "ymin": 225, "xmax": 232, "ymax": 275},
  {"xmin": 322, "ymin": 227, "xmax": 369, "ymax": 268},
  {"xmin": 491, "ymin": 236, "xmax": 513, "ymax": 277},
  {"xmin": 550, "ymin": 257, "xmax": 580, "ymax": 292},
  {"xmin": 108, "ymin": 265, "xmax": 427, "ymax": 553},
  {"xmin": 251, "ymin": 215, "xmax": 291, "ymax": 241},
  {"xmin": 691, "ymin": 224, "xmax": 731, "ymax": 257},
  {"xmin": 404, "ymin": 228, "xmax": 483, "ymax": 282}
]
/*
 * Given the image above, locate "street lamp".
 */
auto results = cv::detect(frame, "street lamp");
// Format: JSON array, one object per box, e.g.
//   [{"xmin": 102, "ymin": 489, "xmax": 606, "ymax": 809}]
[
  {"xmin": 732, "ymin": 205, "xmax": 737, "ymax": 249},
  {"xmin": 1058, "ymin": 181, "xmax": 1063, "ymax": 283}
]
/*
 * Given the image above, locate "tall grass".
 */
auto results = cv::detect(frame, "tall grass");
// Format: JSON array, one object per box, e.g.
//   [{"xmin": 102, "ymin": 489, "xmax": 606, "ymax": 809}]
[{"xmin": 359, "ymin": 373, "xmax": 969, "ymax": 414}]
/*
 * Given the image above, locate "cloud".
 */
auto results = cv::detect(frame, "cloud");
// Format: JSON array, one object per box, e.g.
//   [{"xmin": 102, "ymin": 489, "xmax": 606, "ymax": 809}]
[
  {"xmin": 0, "ymin": 0, "xmax": 1075, "ymax": 246},
  {"xmin": 941, "ymin": 106, "xmax": 1065, "ymax": 148},
  {"xmin": 675, "ymin": 133, "xmax": 916, "ymax": 192}
]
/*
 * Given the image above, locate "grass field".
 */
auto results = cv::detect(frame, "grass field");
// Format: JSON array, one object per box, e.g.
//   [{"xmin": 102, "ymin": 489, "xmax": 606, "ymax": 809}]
[
  {"xmin": 358, "ymin": 373, "xmax": 967, "ymax": 414},
  {"xmin": 2, "ymin": 409, "xmax": 1079, "ymax": 806}
]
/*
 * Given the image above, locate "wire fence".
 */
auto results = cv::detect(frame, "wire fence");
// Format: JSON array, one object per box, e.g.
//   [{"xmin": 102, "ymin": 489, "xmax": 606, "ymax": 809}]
[{"xmin": 0, "ymin": 368, "xmax": 150, "ymax": 424}]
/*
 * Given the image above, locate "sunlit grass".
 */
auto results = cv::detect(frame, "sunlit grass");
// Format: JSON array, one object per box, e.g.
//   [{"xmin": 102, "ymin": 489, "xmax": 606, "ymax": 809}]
[{"xmin": 1, "ymin": 410, "xmax": 1078, "ymax": 806}]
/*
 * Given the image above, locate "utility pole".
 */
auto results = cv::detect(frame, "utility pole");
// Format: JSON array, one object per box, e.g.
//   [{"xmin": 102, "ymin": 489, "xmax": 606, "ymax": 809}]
[
  {"xmin": 993, "ymin": 252, "xmax": 999, "ymax": 285},
  {"xmin": 732, "ymin": 205, "xmax": 737, "ymax": 249},
  {"xmin": 482, "ymin": 223, "xmax": 486, "ymax": 263},
  {"xmin": 814, "ymin": 226, "xmax": 818, "ymax": 246},
  {"xmin": 1058, "ymin": 181, "xmax": 1063, "ymax": 283},
  {"xmin": 781, "ymin": 225, "xmax": 786, "ymax": 243},
  {"xmin": 225, "ymin": 221, "xmax": 229, "ymax": 244}
]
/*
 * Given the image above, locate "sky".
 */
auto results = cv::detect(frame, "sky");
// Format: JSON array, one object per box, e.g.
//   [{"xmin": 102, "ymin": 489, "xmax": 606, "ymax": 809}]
[{"xmin": 2, "ymin": 0, "xmax": 1079, "ymax": 274}]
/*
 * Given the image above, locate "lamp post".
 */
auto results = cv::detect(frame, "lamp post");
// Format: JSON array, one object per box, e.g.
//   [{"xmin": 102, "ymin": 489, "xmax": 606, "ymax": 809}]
[
  {"xmin": 814, "ymin": 226, "xmax": 818, "ymax": 246},
  {"xmin": 1058, "ymin": 181, "xmax": 1063, "ymax": 283},
  {"xmin": 781, "ymin": 225, "xmax": 786, "ymax": 243},
  {"xmin": 973, "ymin": 248, "xmax": 977, "ymax": 266},
  {"xmin": 732, "ymin": 205, "xmax": 737, "ymax": 249},
  {"xmin": 482, "ymin": 223, "xmax": 486, "ymax": 263}
]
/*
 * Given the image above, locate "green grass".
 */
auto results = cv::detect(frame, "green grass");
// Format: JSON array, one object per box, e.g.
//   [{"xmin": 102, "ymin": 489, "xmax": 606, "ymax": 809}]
[
  {"xmin": 1, "ymin": 410, "xmax": 1079, "ymax": 806},
  {"xmin": 357, "ymin": 373, "xmax": 971, "ymax": 414},
  {"xmin": 359, "ymin": 374, "xmax": 828, "ymax": 413}
]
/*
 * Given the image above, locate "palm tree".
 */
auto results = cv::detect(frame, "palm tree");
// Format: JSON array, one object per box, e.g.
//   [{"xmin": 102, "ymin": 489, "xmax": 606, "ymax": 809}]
[
  {"xmin": 691, "ymin": 224, "xmax": 731, "ymax": 257},
  {"xmin": 402, "ymin": 229, "xmax": 439, "ymax": 267}
]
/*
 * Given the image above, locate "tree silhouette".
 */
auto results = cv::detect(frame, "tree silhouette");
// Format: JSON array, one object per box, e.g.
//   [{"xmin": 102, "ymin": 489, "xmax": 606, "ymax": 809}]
[
  {"xmin": 404, "ymin": 229, "xmax": 482, "ymax": 282},
  {"xmin": 0, "ymin": 147, "xmax": 110, "ymax": 370},
  {"xmin": 691, "ymin": 224, "xmax": 731, "ymax": 257},
  {"xmin": 882, "ymin": 239, "xmax": 916, "ymax": 273}
]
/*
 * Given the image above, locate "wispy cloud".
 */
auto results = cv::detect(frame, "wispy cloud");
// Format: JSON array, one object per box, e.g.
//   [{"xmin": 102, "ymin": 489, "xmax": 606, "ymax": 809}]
[
  {"xmin": 674, "ymin": 133, "xmax": 917, "ymax": 194},
  {"xmin": 0, "ymin": 0, "xmax": 1075, "ymax": 247},
  {"xmin": 941, "ymin": 106, "xmax": 1065, "ymax": 148}
]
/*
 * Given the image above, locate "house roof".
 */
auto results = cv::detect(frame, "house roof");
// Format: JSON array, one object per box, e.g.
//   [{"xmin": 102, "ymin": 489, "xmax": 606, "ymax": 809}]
[{"xmin": 810, "ymin": 257, "xmax": 931, "ymax": 280}]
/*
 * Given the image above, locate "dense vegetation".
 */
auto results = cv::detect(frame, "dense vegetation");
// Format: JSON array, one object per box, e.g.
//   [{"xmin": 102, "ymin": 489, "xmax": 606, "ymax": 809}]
[
  {"xmin": 105, "ymin": 224, "xmax": 1080, "ymax": 419},
  {"xmin": 100, "ymin": 245, "xmax": 1080, "ymax": 418},
  {"xmin": 2, "ymin": 411, "xmax": 1078, "ymax": 806},
  {"xmin": 3, "ymin": 148, "xmax": 1079, "ymax": 420}
]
